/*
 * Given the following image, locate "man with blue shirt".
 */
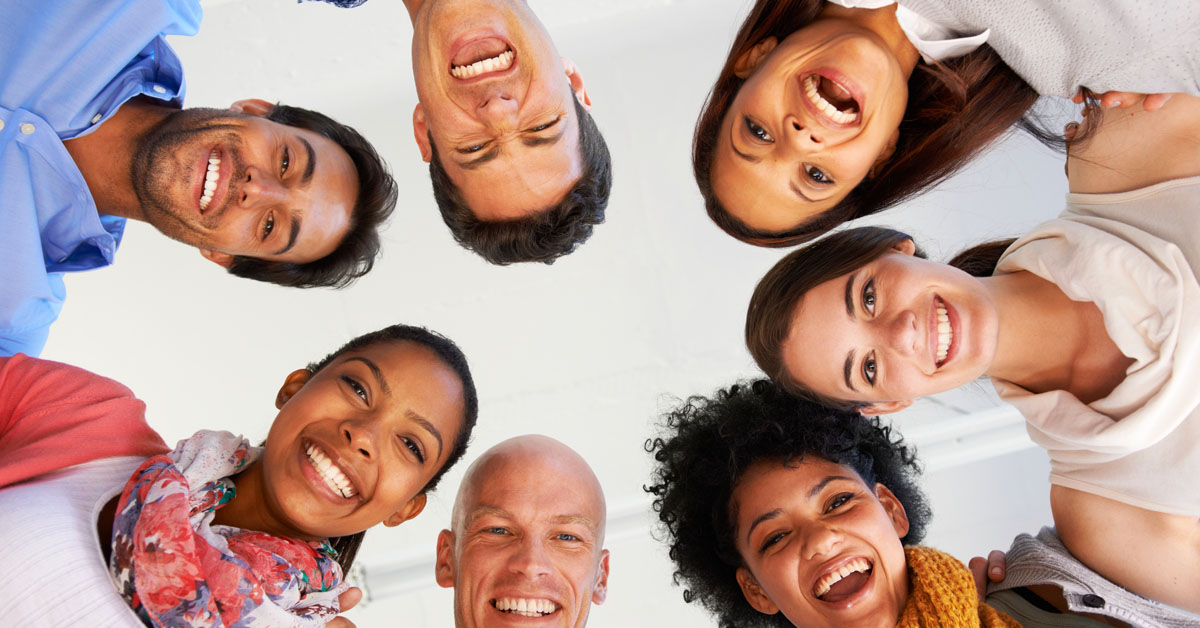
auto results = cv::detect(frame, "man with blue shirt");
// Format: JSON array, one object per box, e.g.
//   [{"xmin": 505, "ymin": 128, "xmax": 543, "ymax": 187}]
[{"xmin": 0, "ymin": 0, "xmax": 398, "ymax": 357}]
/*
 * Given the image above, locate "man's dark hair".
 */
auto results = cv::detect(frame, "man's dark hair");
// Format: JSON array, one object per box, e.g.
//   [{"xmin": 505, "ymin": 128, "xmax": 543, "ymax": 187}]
[
  {"xmin": 427, "ymin": 95, "xmax": 611, "ymax": 265},
  {"xmin": 309, "ymin": 324, "xmax": 480, "ymax": 573},
  {"xmin": 226, "ymin": 103, "xmax": 398, "ymax": 289},
  {"xmin": 644, "ymin": 379, "xmax": 931, "ymax": 628}
]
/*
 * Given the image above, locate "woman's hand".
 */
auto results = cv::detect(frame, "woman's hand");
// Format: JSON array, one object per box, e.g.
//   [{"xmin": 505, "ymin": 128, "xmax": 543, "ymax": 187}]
[
  {"xmin": 1073, "ymin": 90, "xmax": 1175, "ymax": 112},
  {"xmin": 327, "ymin": 586, "xmax": 363, "ymax": 628},
  {"xmin": 968, "ymin": 550, "xmax": 1006, "ymax": 601}
]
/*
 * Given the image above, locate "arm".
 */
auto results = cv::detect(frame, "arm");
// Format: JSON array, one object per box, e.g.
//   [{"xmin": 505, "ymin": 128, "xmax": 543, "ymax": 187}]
[
  {"xmin": 0, "ymin": 354, "xmax": 168, "ymax": 488},
  {"xmin": 1051, "ymin": 484, "xmax": 1200, "ymax": 613},
  {"xmin": 1068, "ymin": 94, "xmax": 1200, "ymax": 194}
]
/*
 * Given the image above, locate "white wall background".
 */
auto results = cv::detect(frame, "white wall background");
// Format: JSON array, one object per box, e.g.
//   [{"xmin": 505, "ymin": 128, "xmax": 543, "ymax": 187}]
[{"xmin": 40, "ymin": 0, "xmax": 1077, "ymax": 625}]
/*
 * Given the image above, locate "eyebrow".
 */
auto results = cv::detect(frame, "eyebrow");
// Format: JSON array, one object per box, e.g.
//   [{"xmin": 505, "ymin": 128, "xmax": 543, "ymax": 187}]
[
  {"xmin": 743, "ymin": 475, "xmax": 859, "ymax": 545},
  {"xmin": 455, "ymin": 122, "xmax": 566, "ymax": 170},
  {"xmin": 809, "ymin": 475, "xmax": 856, "ymax": 499},
  {"xmin": 345, "ymin": 356, "xmax": 391, "ymax": 395},
  {"xmin": 521, "ymin": 126, "xmax": 565, "ymax": 148},
  {"xmin": 272, "ymin": 217, "xmax": 301, "ymax": 256},
  {"xmin": 789, "ymin": 181, "xmax": 816, "ymax": 203},
  {"xmin": 744, "ymin": 508, "xmax": 782, "ymax": 546},
  {"xmin": 299, "ymin": 137, "xmax": 316, "ymax": 185},
  {"xmin": 408, "ymin": 410, "xmax": 445, "ymax": 460},
  {"xmin": 456, "ymin": 145, "xmax": 502, "ymax": 170},
  {"xmin": 843, "ymin": 273, "xmax": 858, "ymax": 391}
]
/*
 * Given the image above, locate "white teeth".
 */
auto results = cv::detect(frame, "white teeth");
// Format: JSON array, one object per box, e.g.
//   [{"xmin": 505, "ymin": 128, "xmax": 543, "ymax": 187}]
[
  {"xmin": 935, "ymin": 301, "xmax": 953, "ymax": 365},
  {"xmin": 813, "ymin": 557, "xmax": 872, "ymax": 599},
  {"xmin": 493, "ymin": 598, "xmax": 558, "ymax": 617},
  {"xmin": 199, "ymin": 150, "xmax": 221, "ymax": 211},
  {"xmin": 305, "ymin": 444, "xmax": 356, "ymax": 499},
  {"xmin": 803, "ymin": 75, "xmax": 858, "ymax": 125},
  {"xmin": 450, "ymin": 49, "xmax": 515, "ymax": 79}
]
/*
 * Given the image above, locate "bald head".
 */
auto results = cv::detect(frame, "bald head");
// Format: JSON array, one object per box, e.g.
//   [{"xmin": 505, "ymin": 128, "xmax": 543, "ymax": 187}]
[{"xmin": 436, "ymin": 435, "xmax": 610, "ymax": 628}]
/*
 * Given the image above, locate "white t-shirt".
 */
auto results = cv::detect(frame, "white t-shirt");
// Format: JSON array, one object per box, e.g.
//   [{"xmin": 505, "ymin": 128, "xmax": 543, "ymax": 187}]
[{"xmin": 994, "ymin": 176, "xmax": 1200, "ymax": 516}]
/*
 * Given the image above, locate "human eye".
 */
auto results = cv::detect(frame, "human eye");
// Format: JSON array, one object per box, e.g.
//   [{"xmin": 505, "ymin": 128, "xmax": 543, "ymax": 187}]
[
  {"xmin": 463, "ymin": 143, "xmax": 487, "ymax": 154},
  {"xmin": 261, "ymin": 212, "xmax": 275, "ymax": 241},
  {"xmin": 804, "ymin": 163, "xmax": 834, "ymax": 185},
  {"xmin": 862, "ymin": 278, "xmax": 876, "ymax": 314},
  {"xmin": 281, "ymin": 146, "xmax": 291, "ymax": 176},
  {"xmin": 743, "ymin": 116, "xmax": 774, "ymax": 143},
  {"xmin": 530, "ymin": 116, "xmax": 560, "ymax": 133},
  {"xmin": 341, "ymin": 375, "xmax": 368, "ymax": 402},
  {"xmin": 863, "ymin": 351, "xmax": 877, "ymax": 386},
  {"xmin": 759, "ymin": 531, "xmax": 788, "ymax": 553},
  {"xmin": 484, "ymin": 526, "xmax": 509, "ymax": 535},
  {"xmin": 400, "ymin": 436, "xmax": 426, "ymax": 464},
  {"xmin": 824, "ymin": 492, "xmax": 855, "ymax": 513},
  {"xmin": 556, "ymin": 532, "xmax": 580, "ymax": 542}
]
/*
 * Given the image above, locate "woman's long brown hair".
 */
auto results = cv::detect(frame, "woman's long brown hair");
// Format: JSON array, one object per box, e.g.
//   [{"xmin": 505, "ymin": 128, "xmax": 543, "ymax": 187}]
[{"xmin": 694, "ymin": 0, "xmax": 1044, "ymax": 247}]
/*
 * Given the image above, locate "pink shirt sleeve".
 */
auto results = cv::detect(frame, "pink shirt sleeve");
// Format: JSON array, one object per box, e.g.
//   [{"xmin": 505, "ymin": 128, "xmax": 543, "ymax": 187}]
[{"xmin": 0, "ymin": 354, "xmax": 170, "ymax": 488}]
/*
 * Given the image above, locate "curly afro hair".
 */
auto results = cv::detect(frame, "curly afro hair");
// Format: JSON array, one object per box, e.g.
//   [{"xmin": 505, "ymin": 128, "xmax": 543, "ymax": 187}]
[{"xmin": 643, "ymin": 379, "xmax": 931, "ymax": 628}]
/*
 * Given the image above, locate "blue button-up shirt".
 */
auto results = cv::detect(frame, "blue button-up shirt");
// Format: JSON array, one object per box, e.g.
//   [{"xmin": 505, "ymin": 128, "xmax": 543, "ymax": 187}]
[{"xmin": 0, "ymin": 0, "xmax": 201, "ymax": 356}]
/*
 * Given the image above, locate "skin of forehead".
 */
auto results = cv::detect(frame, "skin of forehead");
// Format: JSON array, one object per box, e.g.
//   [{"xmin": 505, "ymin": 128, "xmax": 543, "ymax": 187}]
[{"xmin": 451, "ymin": 435, "xmax": 607, "ymax": 542}]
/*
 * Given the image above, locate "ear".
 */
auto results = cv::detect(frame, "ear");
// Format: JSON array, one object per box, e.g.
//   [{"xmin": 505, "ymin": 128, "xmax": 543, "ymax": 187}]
[
  {"xmin": 733, "ymin": 38, "xmax": 778, "ymax": 79},
  {"xmin": 891, "ymin": 237, "xmax": 917, "ymax": 256},
  {"xmin": 275, "ymin": 368, "xmax": 313, "ymax": 408},
  {"xmin": 229, "ymin": 98, "xmax": 275, "ymax": 118},
  {"xmin": 198, "ymin": 248, "xmax": 234, "ymax": 268},
  {"xmin": 868, "ymin": 127, "xmax": 901, "ymax": 178},
  {"xmin": 857, "ymin": 399, "xmax": 913, "ymax": 416},
  {"xmin": 874, "ymin": 483, "xmax": 911, "ymax": 539},
  {"xmin": 435, "ymin": 528, "xmax": 457, "ymax": 588},
  {"xmin": 735, "ymin": 567, "xmax": 780, "ymax": 615},
  {"xmin": 384, "ymin": 492, "xmax": 428, "ymax": 527},
  {"xmin": 561, "ymin": 57, "xmax": 592, "ymax": 111},
  {"xmin": 412, "ymin": 103, "xmax": 432, "ymax": 163},
  {"xmin": 591, "ymin": 549, "xmax": 611, "ymax": 605}
]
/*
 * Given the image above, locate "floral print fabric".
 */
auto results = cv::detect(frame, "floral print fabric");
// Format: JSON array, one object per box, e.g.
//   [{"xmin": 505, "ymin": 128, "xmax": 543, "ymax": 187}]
[{"xmin": 110, "ymin": 430, "xmax": 346, "ymax": 627}]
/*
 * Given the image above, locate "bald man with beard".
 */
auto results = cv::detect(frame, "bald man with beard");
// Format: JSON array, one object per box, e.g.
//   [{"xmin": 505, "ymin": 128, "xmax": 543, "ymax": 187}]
[{"xmin": 435, "ymin": 435, "xmax": 610, "ymax": 627}]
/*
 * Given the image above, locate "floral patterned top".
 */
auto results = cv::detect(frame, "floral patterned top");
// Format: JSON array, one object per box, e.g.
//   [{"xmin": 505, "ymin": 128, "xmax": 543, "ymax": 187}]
[{"xmin": 109, "ymin": 430, "xmax": 346, "ymax": 627}]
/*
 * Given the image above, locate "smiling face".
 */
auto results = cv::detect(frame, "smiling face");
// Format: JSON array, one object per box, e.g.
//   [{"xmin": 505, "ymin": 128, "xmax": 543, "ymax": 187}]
[
  {"xmin": 732, "ymin": 458, "xmax": 909, "ymax": 628},
  {"xmin": 131, "ymin": 105, "xmax": 357, "ymax": 265},
  {"xmin": 257, "ymin": 340, "xmax": 466, "ymax": 541},
  {"xmin": 782, "ymin": 242, "xmax": 998, "ymax": 412},
  {"xmin": 410, "ymin": 0, "xmax": 587, "ymax": 220},
  {"xmin": 711, "ymin": 16, "xmax": 911, "ymax": 234},
  {"xmin": 436, "ymin": 436, "xmax": 609, "ymax": 628}
]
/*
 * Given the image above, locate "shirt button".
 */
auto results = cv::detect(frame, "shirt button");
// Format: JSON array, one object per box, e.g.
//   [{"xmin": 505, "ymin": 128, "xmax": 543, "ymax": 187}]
[
  {"xmin": 152, "ymin": 84, "xmax": 167, "ymax": 94},
  {"xmin": 0, "ymin": 119, "xmax": 5, "ymax": 131},
  {"xmin": 91, "ymin": 113, "xmax": 103, "ymax": 124},
  {"xmin": 19, "ymin": 123, "xmax": 34, "ymax": 135},
  {"xmin": 1082, "ymin": 594, "xmax": 1105, "ymax": 608}
]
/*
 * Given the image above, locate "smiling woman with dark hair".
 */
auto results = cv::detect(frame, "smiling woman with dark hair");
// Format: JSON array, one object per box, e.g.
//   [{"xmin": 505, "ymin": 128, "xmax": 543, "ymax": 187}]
[{"xmin": 694, "ymin": 0, "xmax": 1198, "ymax": 247}]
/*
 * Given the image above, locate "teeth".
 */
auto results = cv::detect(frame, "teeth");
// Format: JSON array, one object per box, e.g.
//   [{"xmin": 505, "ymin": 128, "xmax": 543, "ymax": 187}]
[
  {"xmin": 305, "ymin": 444, "xmax": 356, "ymax": 499},
  {"xmin": 450, "ymin": 49, "xmax": 515, "ymax": 79},
  {"xmin": 493, "ymin": 598, "xmax": 558, "ymax": 617},
  {"xmin": 814, "ymin": 557, "xmax": 872, "ymax": 599},
  {"xmin": 199, "ymin": 150, "xmax": 221, "ymax": 211},
  {"xmin": 935, "ymin": 301, "xmax": 953, "ymax": 365},
  {"xmin": 803, "ymin": 75, "xmax": 858, "ymax": 125}
]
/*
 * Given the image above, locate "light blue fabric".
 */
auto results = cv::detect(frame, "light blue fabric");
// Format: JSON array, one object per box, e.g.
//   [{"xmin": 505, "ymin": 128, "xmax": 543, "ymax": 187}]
[{"xmin": 0, "ymin": 0, "xmax": 202, "ymax": 356}]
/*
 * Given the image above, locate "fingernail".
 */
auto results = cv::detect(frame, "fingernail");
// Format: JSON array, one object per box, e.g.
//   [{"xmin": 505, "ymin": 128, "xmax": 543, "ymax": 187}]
[
  {"xmin": 1110, "ymin": 100, "xmax": 1122, "ymax": 108},
  {"xmin": 991, "ymin": 567, "xmax": 1002, "ymax": 576}
]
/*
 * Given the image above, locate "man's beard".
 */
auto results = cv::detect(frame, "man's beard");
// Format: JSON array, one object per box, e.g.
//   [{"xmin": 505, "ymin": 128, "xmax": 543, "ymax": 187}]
[{"xmin": 130, "ymin": 108, "xmax": 246, "ymax": 247}]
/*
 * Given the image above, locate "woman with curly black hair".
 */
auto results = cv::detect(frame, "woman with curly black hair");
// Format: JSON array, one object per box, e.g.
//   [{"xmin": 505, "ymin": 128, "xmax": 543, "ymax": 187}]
[{"xmin": 644, "ymin": 379, "xmax": 1026, "ymax": 627}]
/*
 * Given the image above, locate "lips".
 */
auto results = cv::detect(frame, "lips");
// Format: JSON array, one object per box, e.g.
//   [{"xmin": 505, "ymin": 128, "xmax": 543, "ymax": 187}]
[
  {"xmin": 196, "ymin": 146, "xmax": 229, "ymax": 216},
  {"xmin": 448, "ymin": 35, "xmax": 517, "ymax": 82},
  {"xmin": 812, "ymin": 556, "xmax": 875, "ymax": 605},
  {"xmin": 931, "ymin": 296, "xmax": 956, "ymax": 368},
  {"xmin": 301, "ymin": 439, "xmax": 362, "ymax": 502},
  {"xmin": 491, "ymin": 597, "xmax": 560, "ymax": 619},
  {"xmin": 800, "ymin": 69, "xmax": 864, "ymax": 128}
]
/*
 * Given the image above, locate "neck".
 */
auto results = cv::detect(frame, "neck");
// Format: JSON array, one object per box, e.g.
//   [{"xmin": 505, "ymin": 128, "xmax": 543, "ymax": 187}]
[
  {"xmin": 212, "ymin": 460, "xmax": 318, "ymax": 542},
  {"xmin": 62, "ymin": 97, "xmax": 173, "ymax": 222},
  {"xmin": 819, "ymin": 3, "xmax": 922, "ymax": 79},
  {"xmin": 402, "ymin": 0, "xmax": 423, "ymax": 22}
]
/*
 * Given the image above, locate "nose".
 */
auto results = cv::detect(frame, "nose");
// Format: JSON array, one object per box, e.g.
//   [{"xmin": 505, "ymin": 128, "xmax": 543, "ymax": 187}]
[
  {"xmin": 785, "ymin": 116, "xmax": 824, "ymax": 150},
  {"xmin": 509, "ymin": 536, "xmax": 553, "ymax": 580},
  {"xmin": 800, "ymin": 521, "xmax": 843, "ymax": 561},
  {"xmin": 341, "ymin": 419, "xmax": 377, "ymax": 460},
  {"xmin": 239, "ymin": 167, "xmax": 289, "ymax": 208},
  {"xmin": 884, "ymin": 309, "xmax": 919, "ymax": 357},
  {"xmin": 477, "ymin": 92, "xmax": 519, "ymax": 128}
]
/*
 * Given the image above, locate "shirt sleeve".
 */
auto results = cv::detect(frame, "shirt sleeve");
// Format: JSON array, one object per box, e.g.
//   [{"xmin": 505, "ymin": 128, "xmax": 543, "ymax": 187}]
[{"xmin": 0, "ymin": 353, "xmax": 169, "ymax": 488}]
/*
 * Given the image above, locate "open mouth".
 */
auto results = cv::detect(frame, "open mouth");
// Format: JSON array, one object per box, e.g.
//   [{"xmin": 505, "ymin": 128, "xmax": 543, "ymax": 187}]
[
  {"xmin": 813, "ymin": 557, "xmax": 873, "ymax": 603},
  {"xmin": 198, "ymin": 148, "xmax": 223, "ymax": 213},
  {"xmin": 304, "ymin": 441, "xmax": 357, "ymax": 499},
  {"xmin": 491, "ymin": 597, "xmax": 560, "ymax": 618},
  {"xmin": 934, "ymin": 296, "xmax": 954, "ymax": 367},
  {"xmin": 803, "ymin": 73, "xmax": 860, "ymax": 125},
  {"xmin": 450, "ymin": 38, "xmax": 516, "ymax": 80}
]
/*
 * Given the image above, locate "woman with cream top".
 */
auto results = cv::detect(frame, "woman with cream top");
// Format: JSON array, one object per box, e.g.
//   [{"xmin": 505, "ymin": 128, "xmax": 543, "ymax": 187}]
[{"xmin": 745, "ymin": 94, "xmax": 1200, "ymax": 612}]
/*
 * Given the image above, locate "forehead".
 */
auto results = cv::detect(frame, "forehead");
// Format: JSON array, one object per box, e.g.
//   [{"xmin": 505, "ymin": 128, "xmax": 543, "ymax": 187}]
[
  {"xmin": 783, "ymin": 270, "xmax": 858, "ymax": 398},
  {"xmin": 733, "ymin": 458, "xmax": 863, "ymax": 525},
  {"xmin": 463, "ymin": 453, "xmax": 603, "ymax": 527}
]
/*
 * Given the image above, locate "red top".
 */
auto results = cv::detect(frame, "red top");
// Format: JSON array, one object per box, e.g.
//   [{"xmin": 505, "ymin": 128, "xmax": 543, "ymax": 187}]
[{"xmin": 0, "ymin": 353, "xmax": 169, "ymax": 488}]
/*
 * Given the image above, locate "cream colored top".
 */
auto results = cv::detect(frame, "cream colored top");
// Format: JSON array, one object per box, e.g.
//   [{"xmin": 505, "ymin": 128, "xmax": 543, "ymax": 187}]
[{"xmin": 993, "ymin": 176, "xmax": 1200, "ymax": 516}]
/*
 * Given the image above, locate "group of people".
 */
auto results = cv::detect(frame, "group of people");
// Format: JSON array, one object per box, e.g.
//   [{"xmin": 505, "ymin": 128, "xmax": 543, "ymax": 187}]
[{"xmin": 2, "ymin": 0, "xmax": 1199, "ymax": 627}]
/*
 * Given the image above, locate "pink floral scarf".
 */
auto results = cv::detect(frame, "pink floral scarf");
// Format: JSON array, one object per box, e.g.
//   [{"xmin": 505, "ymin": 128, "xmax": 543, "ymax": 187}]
[{"xmin": 109, "ymin": 430, "xmax": 346, "ymax": 627}]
